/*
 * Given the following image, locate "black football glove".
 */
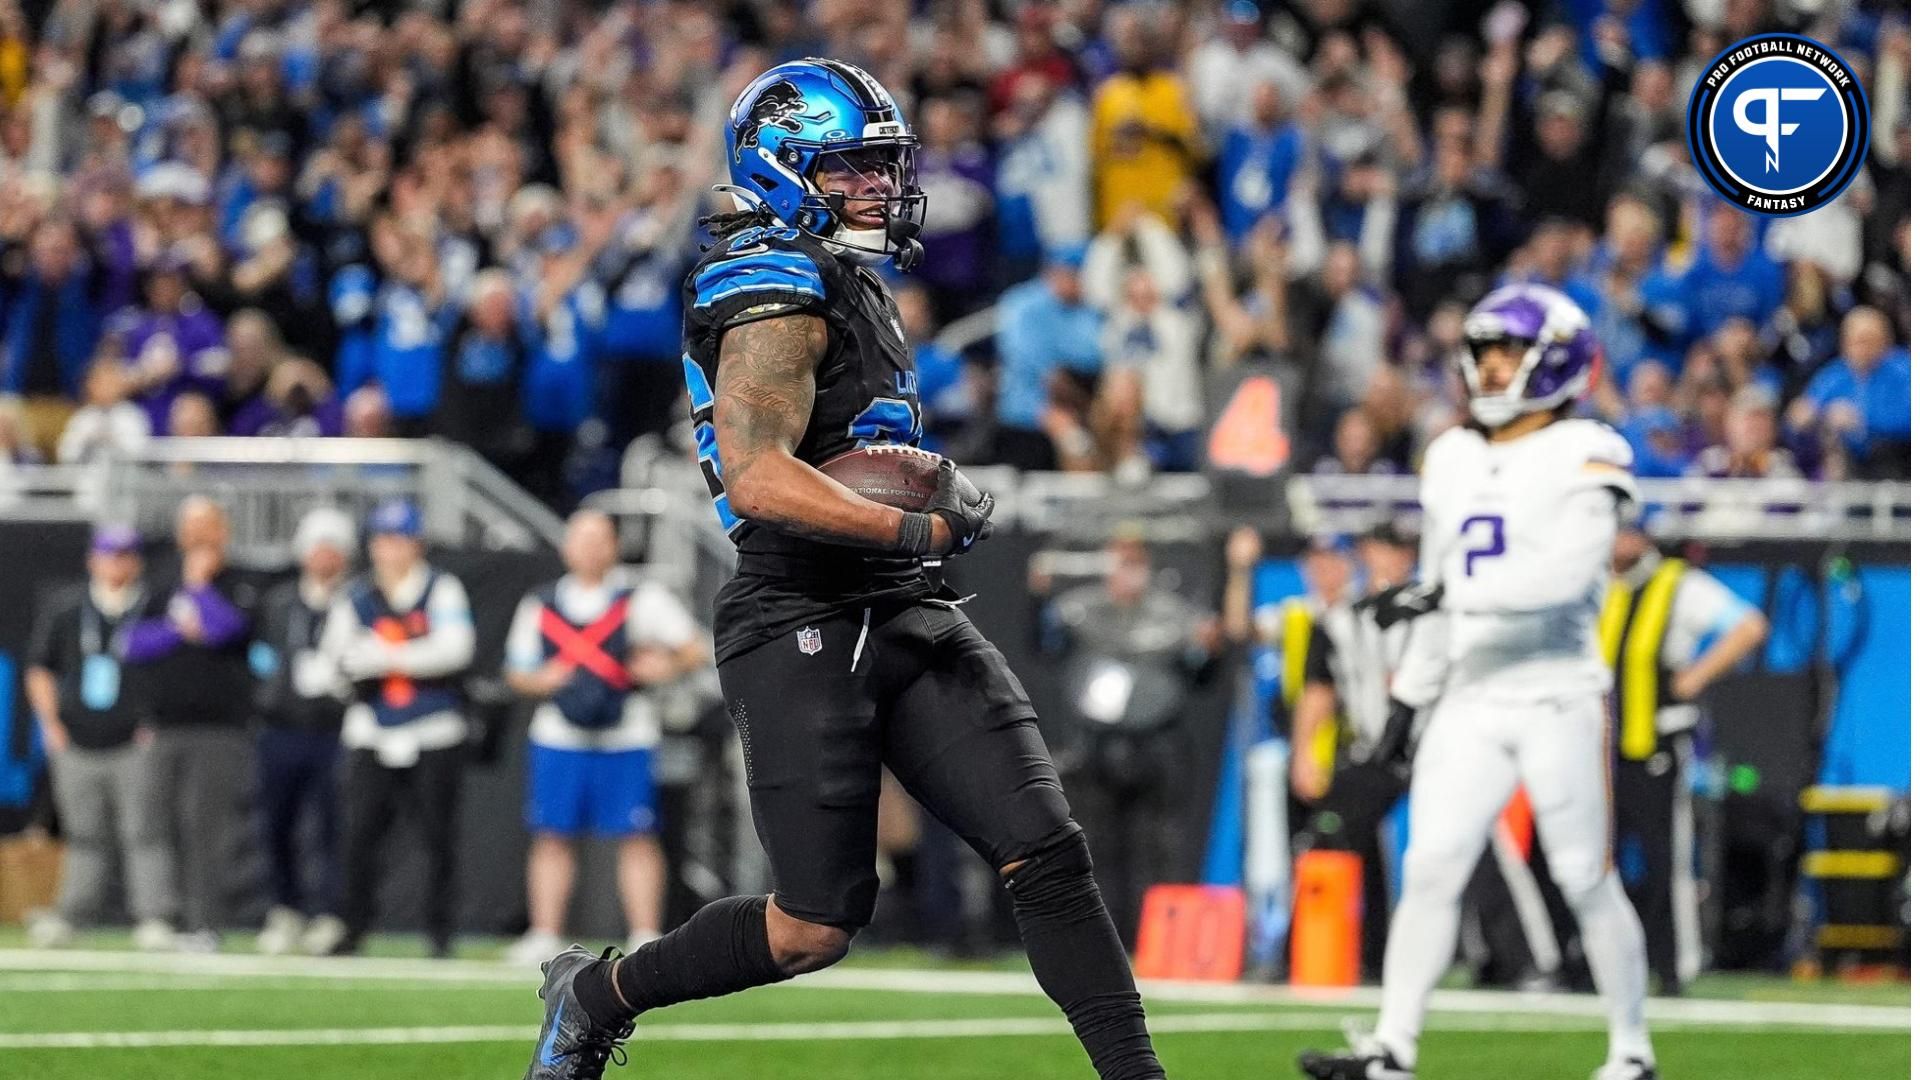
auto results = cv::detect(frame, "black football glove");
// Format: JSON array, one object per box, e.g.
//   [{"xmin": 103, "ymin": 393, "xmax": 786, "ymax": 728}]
[
  {"xmin": 926, "ymin": 459, "xmax": 995, "ymax": 555},
  {"xmin": 1371, "ymin": 698, "xmax": 1418, "ymax": 775},
  {"xmin": 1371, "ymin": 580, "xmax": 1444, "ymax": 630}
]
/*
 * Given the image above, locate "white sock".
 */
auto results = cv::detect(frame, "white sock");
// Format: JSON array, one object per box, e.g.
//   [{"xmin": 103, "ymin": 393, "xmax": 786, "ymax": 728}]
[
  {"xmin": 1373, "ymin": 886, "xmax": 1462, "ymax": 1066},
  {"xmin": 1567, "ymin": 871, "xmax": 1655, "ymax": 1063}
]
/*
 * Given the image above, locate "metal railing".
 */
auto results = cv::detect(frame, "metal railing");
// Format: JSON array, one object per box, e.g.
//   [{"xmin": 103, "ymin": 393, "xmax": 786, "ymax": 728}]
[
  {"xmin": 1289, "ymin": 473, "xmax": 1911, "ymax": 543},
  {"xmin": 12, "ymin": 438, "xmax": 566, "ymax": 564}
]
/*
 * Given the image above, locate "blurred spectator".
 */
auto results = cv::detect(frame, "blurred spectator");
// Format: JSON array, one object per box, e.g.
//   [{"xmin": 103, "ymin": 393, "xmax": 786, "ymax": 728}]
[
  {"xmin": 1099, "ymin": 268, "xmax": 1203, "ymax": 473},
  {"xmin": 436, "ymin": 268, "xmax": 532, "ymax": 471},
  {"xmin": 1763, "ymin": 261, "xmax": 1847, "ymax": 399},
  {"xmin": 241, "ymin": 357, "xmax": 336, "ymax": 438},
  {"xmin": 1188, "ymin": 2, "xmax": 1310, "ymax": 143},
  {"xmin": 895, "ymin": 282, "xmax": 972, "ymax": 455},
  {"xmin": 993, "ymin": 70, "xmax": 1091, "ymax": 284},
  {"xmin": 1314, "ymin": 408, "xmax": 1399, "ymax": 476},
  {"xmin": 1217, "ymin": 82, "xmax": 1304, "ymax": 250},
  {"xmin": 1584, "ymin": 195, "xmax": 1664, "ymax": 374},
  {"xmin": 1090, "ymin": 6, "xmax": 1201, "ymax": 228},
  {"xmin": 342, "ymin": 384, "xmax": 392, "ymax": 439},
  {"xmin": 167, "ymin": 391, "xmax": 221, "ymax": 438},
  {"xmin": 594, "ymin": 174, "xmax": 695, "ymax": 447},
  {"xmin": 120, "ymin": 496, "xmax": 257, "ymax": 949},
  {"xmin": 216, "ymin": 203, "xmax": 328, "ymax": 360},
  {"xmin": 2, "ymin": 217, "xmax": 100, "ymax": 455},
  {"xmin": 321, "ymin": 499, "xmax": 475, "ymax": 958},
  {"xmin": 1619, "ymin": 363, "xmax": 1689, "ymax": 478},
  {"xmin": 219, "ymin": 309, "xmax": 281, "ymax": 432},
  {"xmin": 1691, "ymin": 388, "xmax": 1802, "ymax": 480},
  {"xmin": 1292, "ymin": 242, "xmax": 1386, "ymax": 435},
  {"xmin": 1787, "ymin": 307, "xmax": 1912, "ymax": 479},
  {"xmin": 56, "ymin": 358, "xmax": 150, "ymax": 464},
  {"xmin": 341, "ymin": 221, "xmax": 451, "ymax": 435},
  {"xmin": 107, "ymin": 250, "xmax": 227, "ymax": 435},
  {"xmin": 519, "ymin": 222, "xmax": 607, "ymax": 506},
  {"xmin": 1392, "ymin": 129, "xmax": 1516, "ymax": 320},
  {"xmin": 1194, "ymin": 208, "xmax": 1290, "ymax": 367},
  {"xmin": 1676, "ymin": 204, "xmax": 1786, "ymax": 358},
  {"xmin": 25, "ymin": 525, "xmax": 177, "ymax": 951},
  {"xmin": 987, "ymin": 4, "xmax": 1077, "ymax": 115},
  {"xmin": 993, "ymin": 247, "xmax": 1103, "ymax": 470},
  {"xmin": 1084, "ymin": 202, "xmax": 1193, "ymax": 313},
  {"xmin": 250, "ymin": 506, "xmax": 355, "ymax": 957},
  {"xmin": 914, "ymin": 95, "xmax": 996, "ymax": 319}
]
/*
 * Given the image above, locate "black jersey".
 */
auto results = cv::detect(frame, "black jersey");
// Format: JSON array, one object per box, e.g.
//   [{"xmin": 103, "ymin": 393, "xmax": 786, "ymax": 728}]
[{"xmin": 682, "ymin": 224, "xmax": 932, "ymax": 660}]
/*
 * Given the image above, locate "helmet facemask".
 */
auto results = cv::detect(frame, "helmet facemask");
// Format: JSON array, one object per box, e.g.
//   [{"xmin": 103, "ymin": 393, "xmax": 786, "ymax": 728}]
[
  {"xmin": 805, "ymin": 144, "xmax": 926, "ymax": 269},
  {"xmin": 1460, "ymin": 331, "xmax": 1542, "ymax": 428}
]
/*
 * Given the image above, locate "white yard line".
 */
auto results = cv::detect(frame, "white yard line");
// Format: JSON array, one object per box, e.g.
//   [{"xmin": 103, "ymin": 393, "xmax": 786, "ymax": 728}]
[
  {"xmin": 0, "ymin": 1011, "xmax": 1894, "ymax": 1052},
  {"xmin": 0, "ymin": 950, "xmax": 1904, "ymax": 1033}
]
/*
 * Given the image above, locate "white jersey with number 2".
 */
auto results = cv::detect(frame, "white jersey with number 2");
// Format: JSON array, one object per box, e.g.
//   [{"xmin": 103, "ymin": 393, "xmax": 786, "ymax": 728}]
[{"xmin": 1407, "ymin": 418, "xmax": 1638, "ymax": 704}]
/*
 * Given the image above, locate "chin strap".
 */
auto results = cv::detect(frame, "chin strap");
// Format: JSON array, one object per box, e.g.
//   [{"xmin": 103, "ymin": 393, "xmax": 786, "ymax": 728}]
[{"xmin": 823, "ymin": 192, "xmax": 923, "ymax": 271}]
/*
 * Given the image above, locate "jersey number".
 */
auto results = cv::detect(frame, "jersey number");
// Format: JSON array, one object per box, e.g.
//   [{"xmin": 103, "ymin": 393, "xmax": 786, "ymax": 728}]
[
  {"xmin": 848, "ymin": 396, "xmax": 922, "ymax": 446},
  {"xmin": 1460, "ymin": 515, "xmax": 1505, "ymax": 576}
]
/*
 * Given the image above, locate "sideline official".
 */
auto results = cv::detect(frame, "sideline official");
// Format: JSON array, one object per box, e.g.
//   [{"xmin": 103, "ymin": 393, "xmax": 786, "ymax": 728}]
[
  {"xmin": 503, "ymin": 509, "xmax": 707, "ymax": 964},
  {"xmin": 320, "ymin": 499, "xmax": 475, "ymax": 957},
  {"xmin": 1604, "ymin": 520, "xmax": 1767, "ymax": 994}
]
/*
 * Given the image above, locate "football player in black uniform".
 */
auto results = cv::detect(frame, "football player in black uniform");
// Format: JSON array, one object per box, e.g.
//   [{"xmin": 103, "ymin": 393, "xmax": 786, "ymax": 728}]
[{"xmin": 521, "ymin": 59, "xmax": 1167, "ymax": 1080}]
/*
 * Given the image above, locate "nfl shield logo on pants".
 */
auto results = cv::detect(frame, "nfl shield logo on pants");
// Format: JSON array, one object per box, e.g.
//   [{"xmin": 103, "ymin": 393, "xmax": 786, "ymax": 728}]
[{"xmin": 796, "ymin": 626, "xmax": 823, "ymax": 656}]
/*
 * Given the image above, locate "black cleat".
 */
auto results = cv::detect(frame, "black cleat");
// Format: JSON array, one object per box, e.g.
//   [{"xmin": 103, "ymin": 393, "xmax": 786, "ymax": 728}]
[
  {"xmin": 1298, "ymin": 1022, "xmax": 1414, "ymax": 1080},
  {"xmin": 522, "ymin": 945, "xmax": 635, "ymax": 1080}
]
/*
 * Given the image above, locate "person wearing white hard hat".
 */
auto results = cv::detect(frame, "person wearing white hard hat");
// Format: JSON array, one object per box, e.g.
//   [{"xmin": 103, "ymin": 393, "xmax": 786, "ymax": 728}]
[{"xmin": 249, "ymin": 506, "xmax": 357, "ymax": 956}]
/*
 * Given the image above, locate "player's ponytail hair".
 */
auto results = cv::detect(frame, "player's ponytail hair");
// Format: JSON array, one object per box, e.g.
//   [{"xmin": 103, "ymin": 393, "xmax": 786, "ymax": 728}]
[{"xmin": 698, "ymin": 204, "xmax": 779, "ymax": 249}]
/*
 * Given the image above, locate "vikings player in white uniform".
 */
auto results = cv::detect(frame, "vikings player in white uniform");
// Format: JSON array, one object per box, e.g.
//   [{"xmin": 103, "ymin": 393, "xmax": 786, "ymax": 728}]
[{"xmin": 1299, "ymin": 285, "xmax": 1657, "ymax": 1080}]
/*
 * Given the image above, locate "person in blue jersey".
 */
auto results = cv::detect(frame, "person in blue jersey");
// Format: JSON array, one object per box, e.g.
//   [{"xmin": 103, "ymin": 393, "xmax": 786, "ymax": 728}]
[
  {"xmin": 594, "ymin": 179, "xmax": 696, "ymax": 448},
  {"xmin": 1217, "ymin": 81, "xmax": 1304, "ymax": 248},
  {"xmin": 521, "ymin": 59, "xmax": 1168, "ymax": 1080},
  {"xmin": 1674, "ymin": 203, "xmax": 1785, "ymax": 354},
  {"xmin": 342, "ymin": 221, "xmax": 456, "ymax": 436},
  {"xmin": 317, "ymin": 499, "xmax": 475, "ymax": 958}
]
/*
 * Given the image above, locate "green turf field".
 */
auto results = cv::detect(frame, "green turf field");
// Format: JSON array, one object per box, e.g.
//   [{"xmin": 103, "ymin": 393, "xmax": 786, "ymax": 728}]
[{"xmin": 0, "ymin": 936, "xmax": 1906, "ymax": 1079}]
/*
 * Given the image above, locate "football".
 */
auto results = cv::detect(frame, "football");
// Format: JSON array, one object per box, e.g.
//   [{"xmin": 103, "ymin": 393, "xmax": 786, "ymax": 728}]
[{"xmin": 818, "ymin": 444, "xmax": 944, "ymax": 510}]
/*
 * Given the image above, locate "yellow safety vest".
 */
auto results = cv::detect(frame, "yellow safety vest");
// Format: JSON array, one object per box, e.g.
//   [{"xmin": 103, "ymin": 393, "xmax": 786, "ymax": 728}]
[
  {"xmin": 1276, "ymin": 597, "xmax": 1339, "ymax": 770},
  {"xmin": 1598, "ymin": 558, "xmax": 1687, "ymax": 761}
]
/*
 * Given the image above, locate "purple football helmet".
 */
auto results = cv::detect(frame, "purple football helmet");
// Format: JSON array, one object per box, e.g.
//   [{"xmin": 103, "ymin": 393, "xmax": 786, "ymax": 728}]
[{"xmin": 1458, "ymin": 284, "xmax": 1600, "ymax": 427}]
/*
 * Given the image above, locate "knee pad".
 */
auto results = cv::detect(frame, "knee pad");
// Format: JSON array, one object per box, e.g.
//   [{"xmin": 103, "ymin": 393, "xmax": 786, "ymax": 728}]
[
  {"xmin": 1549, "ymin": 857, "xmax": 1614, "ymax": 909},
  {"xmin": 1399, "ymin": 844, "xmax": 1478, "ymax": 904},
  {"xmin": 1003, "ymin": 830, "xmax": 1102, "ymax": 924}
]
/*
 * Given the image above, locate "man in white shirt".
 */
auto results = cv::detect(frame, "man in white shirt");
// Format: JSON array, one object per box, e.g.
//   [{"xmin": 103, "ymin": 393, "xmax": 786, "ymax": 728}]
[
  {"xmin": 318, "ymin": 498, "xmax": 475, "ymax": 957},
  {"xmin": 502, "ymin": 510, "xmax": 707, "ymax": 964}
]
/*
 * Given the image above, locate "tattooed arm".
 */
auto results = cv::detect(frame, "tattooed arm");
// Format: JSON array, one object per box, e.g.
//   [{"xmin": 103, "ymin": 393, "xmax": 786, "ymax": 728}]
[{"xmin": 714, "ymin": 313, "xmax": 953, "ymax": 551}]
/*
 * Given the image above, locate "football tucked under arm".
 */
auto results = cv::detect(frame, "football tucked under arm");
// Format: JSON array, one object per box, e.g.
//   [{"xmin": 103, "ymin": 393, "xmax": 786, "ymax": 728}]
[
  {"xmin": 712, "ymin": 314, "xmax": 987, "ymax": 555},
  {"xmin": 818, "ymin": 447, "xmax": 996, "ymax": 554},
  {"xmin": 815, "ymin": 445, "xmax": 944, "ymax": 510}
]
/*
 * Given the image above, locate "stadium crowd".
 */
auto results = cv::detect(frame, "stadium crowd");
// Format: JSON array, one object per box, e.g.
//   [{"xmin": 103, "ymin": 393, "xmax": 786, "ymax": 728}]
[{"xmin": 0, "ymin": 0, "xmax": 1909, "ymax": 507}]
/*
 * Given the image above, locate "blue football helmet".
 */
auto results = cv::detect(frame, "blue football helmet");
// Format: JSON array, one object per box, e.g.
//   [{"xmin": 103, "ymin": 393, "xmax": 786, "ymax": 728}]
[
  {"xmin": 1459, "ymin": 283, "xmax": 1600, "ymax": 427},
  {"xmin": 724, "ymin": 59, "xmax": 926, "ymax": 269}
]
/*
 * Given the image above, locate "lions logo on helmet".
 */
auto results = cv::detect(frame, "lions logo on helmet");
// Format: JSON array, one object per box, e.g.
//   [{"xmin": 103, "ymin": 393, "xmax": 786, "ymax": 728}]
[
  {"xmin": 1458, "ymin": 283, "xmax": 1601, "ymax": 428},
  {"xmin": 733, "ymin": 81, "xmax": 815, "ymax": 163},
  {"xmin": 721, "ymin": 59, "xmax": 927, "ymax": 270}
]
